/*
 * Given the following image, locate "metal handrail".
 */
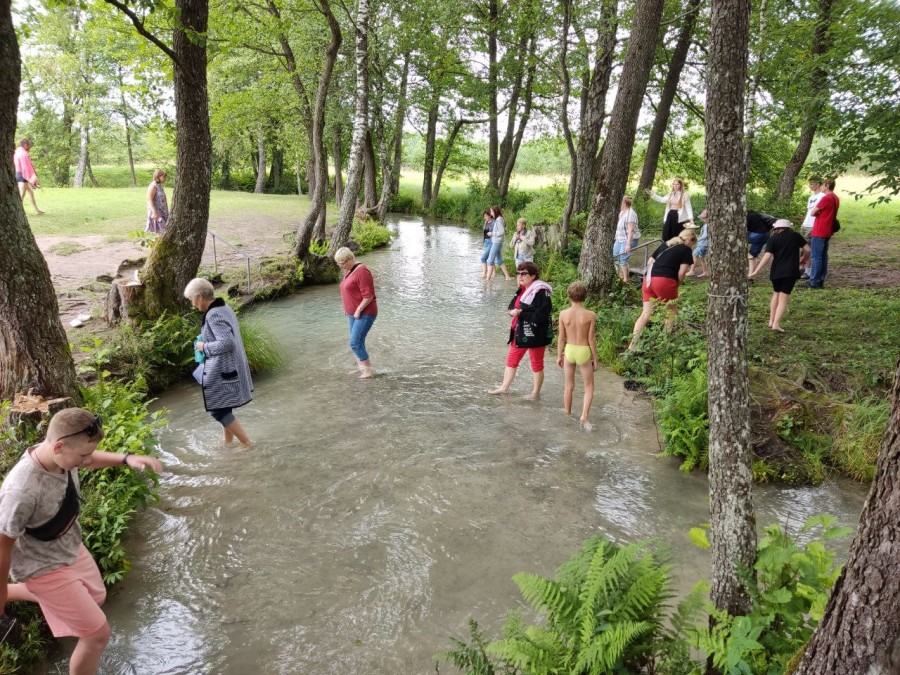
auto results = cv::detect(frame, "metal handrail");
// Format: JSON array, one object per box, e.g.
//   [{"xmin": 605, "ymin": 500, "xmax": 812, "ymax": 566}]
[
  {"xmin": 628, "ymin": 238, "xmax": 662, "ymax": 276},
  {"xmin": 206, "ymin": 230, "xmax": 261, "ymax": 294}
]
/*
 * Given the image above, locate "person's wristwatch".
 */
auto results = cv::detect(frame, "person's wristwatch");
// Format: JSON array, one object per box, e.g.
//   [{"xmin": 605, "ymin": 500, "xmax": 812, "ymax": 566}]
[{"xmin": 122, "ymin": 452, "xmax": 132, "ymax": 466}]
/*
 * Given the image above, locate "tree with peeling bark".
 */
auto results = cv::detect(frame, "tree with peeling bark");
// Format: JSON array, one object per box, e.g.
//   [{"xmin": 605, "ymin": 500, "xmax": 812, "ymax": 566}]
[
  {"xmin": 103, "ymin": 0, "xmax": 211, "ymax": 321},
  {"xmin": 328, "ymin": 0, "xmax": 370, "ymax": 256},
  {"xmin": 0, "ymin": 0, "xmax": 81, "ymax": 403},
  {"xmin": 793, "ymin": 357, "xmax": 900, "ymax": 673},
  {"xmin": 577, "ymin": 0, "xmax": 665, "ymax": 296},
  {"xmin": 705, "ymin": 0, "xmax": 756, "ymax": 620}
]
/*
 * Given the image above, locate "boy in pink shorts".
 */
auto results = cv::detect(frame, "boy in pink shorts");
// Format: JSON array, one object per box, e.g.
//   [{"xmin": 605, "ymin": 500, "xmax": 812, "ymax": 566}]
[{"xmin": 0, "ymin": 408, "xmax": 163, "ymax": 675}]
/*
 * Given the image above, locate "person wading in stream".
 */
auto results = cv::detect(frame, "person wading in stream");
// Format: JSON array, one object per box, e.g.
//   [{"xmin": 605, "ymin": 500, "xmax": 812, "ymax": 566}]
[
  {"xmin": 0, "ymin": 408, "xmax": 163, "ymax": 675},
  {"xmin": 335, "ymin": 247, "xmax": 378, "ymax": 378},
  {"xmin": 489, "ymin": 261, "xmax": 553, "ymax": 399},
  {"xmin": 185, "ymin": 278, "xmax": 255, "ymax": 446}
]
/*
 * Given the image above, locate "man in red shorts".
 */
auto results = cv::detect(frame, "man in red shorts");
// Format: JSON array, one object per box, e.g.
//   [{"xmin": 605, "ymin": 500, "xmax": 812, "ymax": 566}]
[
  {"xmin": 0, "ymin": 408, "xmax": 163, "ymax": 675},
  {"xmin": 628, "ymin": 229, "xmax": 698, "ymax": 350}
]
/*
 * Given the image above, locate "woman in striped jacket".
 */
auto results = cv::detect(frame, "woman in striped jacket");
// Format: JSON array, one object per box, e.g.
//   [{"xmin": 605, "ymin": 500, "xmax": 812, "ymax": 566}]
[{"xmin": 184, "ymin": 278, "xmax": 254, "ymax": 446}]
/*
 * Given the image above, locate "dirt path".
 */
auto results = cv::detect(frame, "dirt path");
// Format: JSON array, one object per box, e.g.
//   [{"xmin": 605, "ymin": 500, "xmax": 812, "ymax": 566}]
[{"xmin": 38, "ymin": 214, "xmax": 298, "ymax": 326}]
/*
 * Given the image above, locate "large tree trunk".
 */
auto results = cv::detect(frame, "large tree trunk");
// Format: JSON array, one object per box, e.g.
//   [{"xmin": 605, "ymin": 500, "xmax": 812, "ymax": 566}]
[
  {"xmin": 0, "ymin": 3, "xmax": 81, "ymax": 403},
  {"xmin": 795, "ymin": 357, "xmax": 900, "ymax": 674},
  {"xmin": 312, "ymin": 142, "xmax": 328, "ymax": 242},
  {"xmin": 292, "ymin": 0, "xmax": 341, "ymax": 259},
  {"xmin": 74, "ymin": 124, "xmax": 89, "ymax": 188},
  {"xmin": 578, "ymin": 0, "xmax": 664, "ymax": 295},
  {"xmin": 421, "ymin": 102, "xmax": 438, "ymax": 207},
  {"xmin": 571, "ymin": 0, "xmax": 618, "ymax": 214},
  {"xmin": 559, "ymin": 0, "xmax": 576, "ymax": 245},
  {"xmin": 431, "ymin": 119, "xmax": 465, "ymax": 208},
  {"xmin": 333, "ymin": 123, "xmax": 343, "ymax": 204},
  {"xmin": 389, "ymin": 53, "xmax": 410, "ymax": 197},
  {"xmin": 705, "ymin": 0, "xmax": 755, "ymax": 621},
  {"xmin": 774, "ymin": 0, "xmax": 835, "ymax": 201},
  {"xmin": 638, "ymin": 0, "xmax": 703, "ymax": 193},
  {"xmin": 362, "ymin": 128, "xmax": 377, "ymax": 209},
  {"xmin": 254, "ymin": 132, "xmax": 266, "ymax": 193},
  {"xmin": 135, "ymin": 0, "xmax": 211, "ymax": 319},
  {"xmin": 328, "ymin": 0, "xmax": 370, "ymax": 255}
]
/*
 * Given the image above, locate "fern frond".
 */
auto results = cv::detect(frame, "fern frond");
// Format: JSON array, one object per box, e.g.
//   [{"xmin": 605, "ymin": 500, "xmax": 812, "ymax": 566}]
[
  {"xmin": 513, "ymin": 573, "xmax": 578, "ymax": 629},
  {"xmin": 573, "ymin": 620, "xmax": 653, "ymax": 673}
]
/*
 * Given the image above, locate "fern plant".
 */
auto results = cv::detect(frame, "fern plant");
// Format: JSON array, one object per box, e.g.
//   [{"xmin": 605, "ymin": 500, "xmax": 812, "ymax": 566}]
[{"xmin": 440, "ymin": 537, "xmax": 680, "ymax": 675}]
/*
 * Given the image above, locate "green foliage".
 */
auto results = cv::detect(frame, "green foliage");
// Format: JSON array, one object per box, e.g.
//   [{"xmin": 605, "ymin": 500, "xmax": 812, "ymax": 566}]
[
  {"xmin": 832, "ymin": 399, "xmax": 890, "ymax": 482},
  {"xmin": 441, "ymin": 536, "xmax": 685, "ymax": 675},
  {"xmin": 689, "ymin": 516, "xmax": 851, "ymax": 674},
  {"xmin": 656, "ymin": 360, "xmax": 710, "ymax": 473},
  {"xmin": 518, "ymin": 182, "xmax": 567, "ymax": 226},
  {"xmin": 350, "ymin": 219, "xmax": 394, "ymax": 253}
]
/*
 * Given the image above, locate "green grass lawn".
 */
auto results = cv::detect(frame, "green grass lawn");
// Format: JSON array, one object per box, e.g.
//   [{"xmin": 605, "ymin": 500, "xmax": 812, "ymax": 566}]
[{"xmin": 25, "ymin": 188, "xmax": 315, "ymax": 240}]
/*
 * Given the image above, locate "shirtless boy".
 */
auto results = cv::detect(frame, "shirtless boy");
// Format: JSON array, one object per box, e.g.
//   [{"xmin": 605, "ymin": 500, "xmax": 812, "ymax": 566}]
[{"xmin": 557, "ymin": 282, "xmax": 599, "ymax": 429}]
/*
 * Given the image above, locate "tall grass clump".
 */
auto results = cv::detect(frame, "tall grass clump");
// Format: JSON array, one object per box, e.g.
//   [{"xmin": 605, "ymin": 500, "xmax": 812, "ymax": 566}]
[
  {"xmin": 831, "ymin": 398, "xmax": 890, "ymax": 482},
  {"xmin": 239, "ymin": 316, "xmax": 284, "ymax": 373}
]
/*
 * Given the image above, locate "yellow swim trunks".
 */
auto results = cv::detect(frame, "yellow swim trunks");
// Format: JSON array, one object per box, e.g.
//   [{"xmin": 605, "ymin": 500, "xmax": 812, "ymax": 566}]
[{"xmin": 564, "ymin": 344, "xmax": 592, "ymax": 366}]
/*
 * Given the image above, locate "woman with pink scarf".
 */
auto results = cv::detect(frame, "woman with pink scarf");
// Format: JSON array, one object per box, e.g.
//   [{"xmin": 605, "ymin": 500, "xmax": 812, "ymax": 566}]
[{"xmin": 489, "ymin": 261, "xmax": 553, "ymax": 399}]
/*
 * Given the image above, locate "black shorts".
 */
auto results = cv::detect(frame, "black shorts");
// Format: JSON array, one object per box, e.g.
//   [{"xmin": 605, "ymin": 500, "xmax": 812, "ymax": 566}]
[
  {"xmin": 772, "ymin": 277, "xmax": 797, "ymax": 294},
  {"xmin": 15, "ymin": 172, "xmax": 25, "ymax": 183},
  {"xmin": 209, "ymin": 407, "xmax": 235, "ymax": 426}
]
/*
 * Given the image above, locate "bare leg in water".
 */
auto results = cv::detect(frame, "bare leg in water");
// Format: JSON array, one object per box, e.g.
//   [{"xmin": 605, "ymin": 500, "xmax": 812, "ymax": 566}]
[{"xmin": 224, "ymin": 418, "xmax": 252, "ymax": 446}]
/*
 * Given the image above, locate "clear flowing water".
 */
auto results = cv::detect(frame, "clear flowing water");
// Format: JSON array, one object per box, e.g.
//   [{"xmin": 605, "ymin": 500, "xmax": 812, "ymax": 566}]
[{"xmin": 46, "ymin": 216, "xmax": 866, "ymax": 674}]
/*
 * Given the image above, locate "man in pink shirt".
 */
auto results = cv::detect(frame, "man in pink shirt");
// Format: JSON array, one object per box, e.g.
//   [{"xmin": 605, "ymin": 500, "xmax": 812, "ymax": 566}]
[
  {"xmin": 13, "ymin": 138, "xmax": 44, "ymax": 214},
  {"xmin": 808, "ymin": 178, "xmax": 840, "ymax": 288}
]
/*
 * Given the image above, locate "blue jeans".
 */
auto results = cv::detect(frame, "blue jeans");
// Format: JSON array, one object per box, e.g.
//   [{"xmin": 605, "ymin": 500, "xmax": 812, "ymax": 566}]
[
  {"xmin": 613, "ymin": 238, "xmax": 640, "ymax": 266},
  {"xmin": 808, "ymin": 236, "xmax": 830, "ymax": 287},
  {"xmin": 487, "ymin": 241, "xmax": 504, "ymax": 266},
  {"xmin": 747, "ymin": 231, "xmax": 770, "ymax": 258},
  {"xmin": 347, "ymin": 313, "xmax": 376, "ymax": 361},
  {"xmin": 480, "ymin": 239, "xmax": 492, "ymax": 264}
]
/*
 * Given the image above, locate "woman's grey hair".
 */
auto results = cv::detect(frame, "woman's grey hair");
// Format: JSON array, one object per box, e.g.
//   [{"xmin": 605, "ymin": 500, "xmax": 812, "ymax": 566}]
[
  {"xmin": 183, "ymin": 278, "xmax": 216, "ymax": 300},
  {"xmin": 334, "ymin": 247, "xmax": 355, "ymax": 264}
]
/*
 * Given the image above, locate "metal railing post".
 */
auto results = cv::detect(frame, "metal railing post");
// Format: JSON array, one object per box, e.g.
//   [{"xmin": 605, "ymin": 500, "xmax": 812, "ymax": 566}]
[
  {"xmin": 212, "ymin": 234, "xmax": 218, "ymax": 274},
  {"xmin": 246, "ymin": 258, "xmax": 252, "ymax": 294}
]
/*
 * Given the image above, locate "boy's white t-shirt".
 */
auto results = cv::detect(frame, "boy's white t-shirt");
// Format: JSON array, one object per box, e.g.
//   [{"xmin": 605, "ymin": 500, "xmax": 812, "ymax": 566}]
[{"xmin": 802, "ymin": 192, "xmax": 823, "ymax": 230}]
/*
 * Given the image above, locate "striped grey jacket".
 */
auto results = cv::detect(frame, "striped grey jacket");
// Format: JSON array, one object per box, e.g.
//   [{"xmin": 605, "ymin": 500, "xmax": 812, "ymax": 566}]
[{"xmin": 199, "ymin": 299, "xmax": 253, "ymax": 411}]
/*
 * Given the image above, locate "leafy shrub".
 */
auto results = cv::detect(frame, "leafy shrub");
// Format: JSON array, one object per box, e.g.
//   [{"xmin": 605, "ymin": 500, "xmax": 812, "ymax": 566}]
[
  {"xmin": 518, "ymin": 182, "xmax": 567, "ymax": 226},
  {"xmin": 350, "ymin": 219, "xmax": 393, "ymax": 253},
  {"xmin": 690, "ymin": 515, "xmax": 852, "ymax": 674}
]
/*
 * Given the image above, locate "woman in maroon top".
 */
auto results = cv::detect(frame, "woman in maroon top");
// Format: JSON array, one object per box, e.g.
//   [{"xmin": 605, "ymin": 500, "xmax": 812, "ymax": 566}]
[{"xmin": 334, "ymin": 247, "xmax": 378, "ymax": 378}]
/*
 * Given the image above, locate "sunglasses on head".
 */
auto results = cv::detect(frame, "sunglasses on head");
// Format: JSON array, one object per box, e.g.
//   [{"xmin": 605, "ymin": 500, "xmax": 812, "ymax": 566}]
[{"xmin": 59, "ymin": 415, "xmax": 103, "ymax": 441}]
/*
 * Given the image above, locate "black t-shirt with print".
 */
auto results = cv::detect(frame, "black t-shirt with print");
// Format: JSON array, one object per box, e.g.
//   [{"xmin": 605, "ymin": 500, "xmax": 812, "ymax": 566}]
[
  {"xmin": 650, "ymin": 243, "xmax": 694, "ymax": 279},
  {"xmin": 765, "ymin": 229, "xmax": 807, "ymax": 280}
]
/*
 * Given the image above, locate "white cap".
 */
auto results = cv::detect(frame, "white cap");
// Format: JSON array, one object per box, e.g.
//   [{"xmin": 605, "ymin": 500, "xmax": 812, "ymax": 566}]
[{"xmin": 772, "ymin": 219, "xmax": 793, "ymax": 229}]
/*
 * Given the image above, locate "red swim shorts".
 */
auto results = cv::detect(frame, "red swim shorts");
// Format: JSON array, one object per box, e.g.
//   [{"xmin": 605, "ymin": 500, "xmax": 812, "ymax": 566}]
[
  {"xmin": 642, "ymin": 276, "xmax": 680, "ymax": 303},
  {"xmin": 506, "ymin": 345, "xmax": 546, "ymax": 372}
]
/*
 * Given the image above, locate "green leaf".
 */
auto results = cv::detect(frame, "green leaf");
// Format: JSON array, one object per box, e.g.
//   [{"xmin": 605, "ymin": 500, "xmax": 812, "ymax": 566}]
[{"xmin": 689, "ymin": 527, "xmax": 711, "ymax": 549}]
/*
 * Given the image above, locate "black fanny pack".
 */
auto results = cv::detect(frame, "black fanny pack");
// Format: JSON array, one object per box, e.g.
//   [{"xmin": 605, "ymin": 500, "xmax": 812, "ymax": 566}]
[{"xmin": 25, "ymin": 471, "xmax": 81, "ymax": 542}]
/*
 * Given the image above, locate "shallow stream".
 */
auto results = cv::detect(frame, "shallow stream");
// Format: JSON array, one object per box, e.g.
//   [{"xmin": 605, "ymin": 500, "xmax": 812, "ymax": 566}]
[{"xmin": 48, "ymin": 216, "xmax": 866, "ymax": 674}]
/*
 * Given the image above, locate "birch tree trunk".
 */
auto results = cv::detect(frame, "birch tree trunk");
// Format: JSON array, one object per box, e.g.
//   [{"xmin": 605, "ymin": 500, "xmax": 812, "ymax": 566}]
[
  {"xmin": 638, "ymin": 0, "xmax": 703, "ymax": 193},
  {"xmin": 794, "ymin": 357, "xmax": 900, "ymax": 674},
  {"xmin": 559, "ymin": 0, "xmax": 576, "ymax": 245},
  {"xmin": 705, "ymin": 0, "xmax": 756, "ymax": 620},
  {"xmin": 118, "ymin": 69, "xmax": 137, "ymax": 187},
  {"xmin": 254, "ymin": 132, "xmax": 266, "ymax": 193},
  {"xmin": 571, "ymin": 0, "xmax": 618, "ymax": 214},
  {"xmin": 333, "ymin": 123, "xmax": 343, "ymax": 205},
  {"xmin": 487, "ymin": 0, "xmax": 499, "ymax": 190},
  {"xmin": 74, "ymin": 124, "xmax": 89, "ymax": 188},
  {"xmin": 328, "ymin": 0, "xmax": 369, "ymax": 255},
  {"xmin": 578, "ymin": 0, "xmax": 665, "ymax": 295},
  {"xmin": 0, "ymin": 2, "xmax": 81, "ymax": 403}
]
